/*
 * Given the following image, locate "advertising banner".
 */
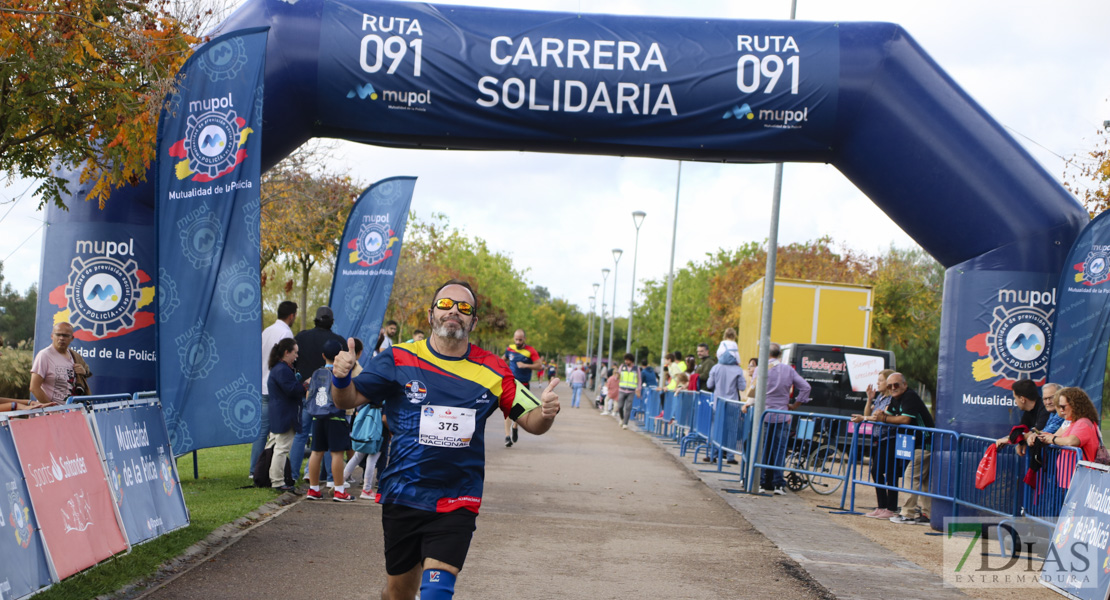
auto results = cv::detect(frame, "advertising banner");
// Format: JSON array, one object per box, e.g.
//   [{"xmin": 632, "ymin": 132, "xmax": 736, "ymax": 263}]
[
  {"xmin": 936, "ymin": 269, "xmax": 1059, "ymax": 438},
  {"xmin": 317, "ymin": 0, "xmax": 839, "ymax": 154},
  {"xmin": 329, "ymin": 177, "xmax": 416, "ymax": 367},
  {"xmin": 91, "ymin": 402, "xmax": 190, "ymax": 545},
  {"xmin": 1048, "ymin": 211, "xmax": 1110, "ymax": 413},
  {"xmin": 9, "ymin": 410, "xmax": 127, "ymax": 580},
  {"xmin": 0, "ymin": 420, "xmax": 54, "ymax": 598},
  {"xmin": 1040, "ymin": 462, "xmax": 1110, "ymax": 598},
  {"xmin": 35, "ymin": 173, "xmax": 158, "ymax": 396},
  {"xmin": 155, "ymin": 28, "xmax": 269, "ymax": 455}
]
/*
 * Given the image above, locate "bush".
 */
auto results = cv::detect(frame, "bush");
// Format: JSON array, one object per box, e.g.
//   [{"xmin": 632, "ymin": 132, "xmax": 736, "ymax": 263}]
[{"xmin": 0, "ymin": 341, "xmax": 33, "ymax": 399}]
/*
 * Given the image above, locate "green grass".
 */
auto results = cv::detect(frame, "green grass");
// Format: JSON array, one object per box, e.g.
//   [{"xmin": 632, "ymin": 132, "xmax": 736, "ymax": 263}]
[{"xmin": 33, "ymin": 444, "xmax": 280, "ymax": 600}]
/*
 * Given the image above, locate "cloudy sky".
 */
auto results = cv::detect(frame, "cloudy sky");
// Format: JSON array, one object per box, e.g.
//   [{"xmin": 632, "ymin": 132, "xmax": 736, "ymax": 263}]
[{"xmin": 4, "ymin": 0, "xmax": 1109, "ymax": 327}]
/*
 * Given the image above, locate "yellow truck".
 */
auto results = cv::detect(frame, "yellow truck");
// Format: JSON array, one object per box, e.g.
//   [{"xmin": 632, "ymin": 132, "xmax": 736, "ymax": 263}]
[{"xmin": 737, "ymin": 277, "xmax": 874, "ymax": 365}]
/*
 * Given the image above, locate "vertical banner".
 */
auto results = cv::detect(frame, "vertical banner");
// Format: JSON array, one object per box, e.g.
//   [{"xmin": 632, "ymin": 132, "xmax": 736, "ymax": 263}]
[
  {"xmin": 9, "ymin": 410, "xmax": 128, "ymax": 580},
  {"xmin": 1048, "ymin": 211, "xmax": 1109, "ymax": 413},
  {"xmin": 35, "ymin": 170, "xmax": 157, "ymax": 396},
  {"xmin": 91, "ymin": 401, "xmax": 190, "ymax": 545},
  {"xmin": 156, "ymin": 29, "xmax": 269, "ymax": 455},
  {"xmin": 328, "ymin": 177, "xmax": 416, "ymax": 367},
  {"xmin": 0, "ymin": 420, "xmax": 54, "ymax": 598},
  {"xmin": 1040, "ymin": 462, "xmax": 1109, "ymax": 598},
  {"xmin": 936, "ymin": 269, "xmax": 1058, "ymax": 438}
]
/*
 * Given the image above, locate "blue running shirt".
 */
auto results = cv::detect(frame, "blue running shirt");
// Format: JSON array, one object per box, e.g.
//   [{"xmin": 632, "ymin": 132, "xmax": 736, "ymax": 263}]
[
  {"xmin": 353, "ymin": 340, "xmax": 541, "ymax": 513},
  {"xmin": 504, "ymin": 343, "xmax": 539, "ymax": 384}
]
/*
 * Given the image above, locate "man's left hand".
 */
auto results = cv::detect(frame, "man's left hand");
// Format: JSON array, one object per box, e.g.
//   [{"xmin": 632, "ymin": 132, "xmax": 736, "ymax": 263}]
[{"xmin": 541, "ymin": 378, "xmax": 561, "ymax": 418}]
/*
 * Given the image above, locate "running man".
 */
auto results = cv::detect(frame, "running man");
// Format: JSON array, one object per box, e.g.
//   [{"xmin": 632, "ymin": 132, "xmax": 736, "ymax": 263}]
[
  {"xmin": 332, "ymin": 280, "xmax": 560, "ymax": 600},
  {"xmin": 502, "ymin": 328, "xmax": 543, "ymax": 447}
]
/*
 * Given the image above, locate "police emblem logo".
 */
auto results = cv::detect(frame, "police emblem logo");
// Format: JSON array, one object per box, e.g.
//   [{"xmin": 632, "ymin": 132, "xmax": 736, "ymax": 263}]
[
  {"xmin": 179, "ymin": 212, "xmax": 224, "ymax": 269},
  {"xmin": 1083, "ymin": 250, "xmax": 1110, "ymax": 286},
  {"xmin": 197, "ymin": 38, "xmax": 249, "ymax": 82},
  {"xmin": 9, "ymin": 492, "xmax": 33, "ymax": 548},
  {"xmin": 406, "ymin": 380, "xmax": 428, "ymax": 403},
  {"xmin": 66, "ymin": 256, "xmax": 142, "ymax": 338},
  {"xmin": 423, "ymin": 406, "xmax": 435, "ymax": 417},
  {"xmin": 177, "ymin": 326, "xmax": 219, "ymax": 380},
  {"xmin": 985, "ymin": 305, "xmax": 1053, "ymax": 383},
  {"xmin": 159, "ymin": 268, "xmax": 181, "ymax": 320},
  {"xmin": 182, "ymin": 109, "xmax": 242, "ymax": 179},
  {"xmin": 218, "ymin": 384, "xmax": 260, "ymax": 440},
  {"xmin": 358, "ymin": 221, "xmax": 391, "ymax": 264}
]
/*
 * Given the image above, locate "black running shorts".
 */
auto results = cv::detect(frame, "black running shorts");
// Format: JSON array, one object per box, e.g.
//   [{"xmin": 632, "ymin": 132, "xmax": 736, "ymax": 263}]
[{"xmin": 381, "ymin": 503, "xmax": 478, "ymax": 575}]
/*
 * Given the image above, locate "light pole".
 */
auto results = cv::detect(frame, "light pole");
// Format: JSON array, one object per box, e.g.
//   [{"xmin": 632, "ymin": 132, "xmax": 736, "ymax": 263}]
[
  {"xmin": 607, "ymin": 248, "xmax": 623, "ymax": 374},
  {"xmin": 585, "ymin": 294, "xmax": 596, "ymax": 384},
  {"xmin": 626, "ymin": 211, "xmax": 646, "ymax": 356},
  {"xmin": 595, "ymin": 269, "xmax": 610, "ymax": 389}
]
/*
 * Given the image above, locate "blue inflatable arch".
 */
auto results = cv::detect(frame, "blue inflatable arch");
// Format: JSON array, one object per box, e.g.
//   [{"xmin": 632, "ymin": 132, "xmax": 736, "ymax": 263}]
[{"xmin": 68, "ymin": 0, "xmax": 1087, "ymax": 436}]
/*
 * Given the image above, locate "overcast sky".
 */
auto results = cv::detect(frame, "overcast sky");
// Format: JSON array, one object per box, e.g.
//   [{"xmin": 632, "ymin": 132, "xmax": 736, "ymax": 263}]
[{"xmin": 4, "ymin": 0, "xmax": 1109, "ymax": 326}]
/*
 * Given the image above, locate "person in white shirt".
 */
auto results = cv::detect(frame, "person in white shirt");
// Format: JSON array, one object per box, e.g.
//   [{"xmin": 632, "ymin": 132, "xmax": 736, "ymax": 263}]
[
  {"xmin": 250, "ymin": 301, "xmax": 297, "ymax": 478},
  {"xmin": 380, "ymin": 320, "xmax": 398, "ymax": 352}
]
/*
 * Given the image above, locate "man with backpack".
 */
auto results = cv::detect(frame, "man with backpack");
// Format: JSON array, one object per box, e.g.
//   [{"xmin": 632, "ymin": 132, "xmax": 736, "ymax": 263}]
[{"xmin": 305, "ymin": 340, "xmax": 356, "ymax": 502}]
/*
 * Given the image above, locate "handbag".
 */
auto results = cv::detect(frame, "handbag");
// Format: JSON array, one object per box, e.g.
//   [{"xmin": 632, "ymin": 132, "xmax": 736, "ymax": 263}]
[
  {"xmin": 1094, "ymin": 428, "xmax": 1110, "ymax": 466},
  {"xmin": 975, "ymin": 443, "xmax": 997, "ymax": 489}
]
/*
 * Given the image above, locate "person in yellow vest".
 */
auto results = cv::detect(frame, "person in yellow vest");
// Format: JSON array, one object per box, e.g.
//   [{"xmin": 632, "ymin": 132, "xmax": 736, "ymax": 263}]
[{"xmin": 614, "ymin": 353, "xmax": 641, "ymax": 430}]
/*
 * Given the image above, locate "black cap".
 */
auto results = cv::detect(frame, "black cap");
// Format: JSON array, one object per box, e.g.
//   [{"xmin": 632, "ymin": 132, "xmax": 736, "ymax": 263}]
[
  {"xmin": 315, "ymin": 306, "xmax": 334, "ymax": 320},
  {"xmin": 322, "ymin": 339, "xmax": 343, "ymax": 360}
]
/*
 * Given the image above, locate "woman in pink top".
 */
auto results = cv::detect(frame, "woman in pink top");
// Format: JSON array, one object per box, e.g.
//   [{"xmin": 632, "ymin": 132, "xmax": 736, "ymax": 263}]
[
  {"xmin": 602, "ymin": 369, "xmax": 620, "ymax": 415},
  {"xmin": 1039, "ymin": 387, "xmax": 1101, "ymax": 488}
]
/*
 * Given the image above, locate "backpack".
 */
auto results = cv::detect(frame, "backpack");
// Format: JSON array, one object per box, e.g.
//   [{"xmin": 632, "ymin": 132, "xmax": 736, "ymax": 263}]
[
  {"xmin": 305, "ymin": 367, "xmax": 342, "ymax": 417},
  {"xmin": 253, "ymin": 445, "xmax": 294, "ymax": 488},
  {"xmin": 350, "ymin": 404, "xmax": 384, "ymax": 455}
]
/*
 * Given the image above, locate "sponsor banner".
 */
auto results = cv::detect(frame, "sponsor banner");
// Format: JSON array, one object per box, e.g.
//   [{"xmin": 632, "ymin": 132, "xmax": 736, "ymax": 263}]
[
  {"xmin": 90, "ymin": 402, "xmax": 190, "ymax": 545},
  {"xmin": 155, "ymin": 29, "xmax": 268, "ymax": 455},
  {"xmin": 937, "ymin": 269, "xmax": 1058, "ymax": 438},
  {"xmin": 9, "ymin": 410, "xmax": 128, "ymax": 580},
  {"xmin": 1040, "ymin": 463, "xmax": 1110, "ymax": 598},
  {"xmin": 318, "ymin": 0, "xmax": 839, "ymax": 153},
  {"xmin": 329, "ymin": 177, "xmax": 416, "ymax": 368},
  {"xmin": 0, "ymin": 420, "xmax": 55, "ymax": 597},
  {"xmin": 1048, "ymin": 210, "xmax": 1110, "ymax": 413},
  {"xmin": 35, "ymin": 163, "xmax": 159, "ymax": 395}
]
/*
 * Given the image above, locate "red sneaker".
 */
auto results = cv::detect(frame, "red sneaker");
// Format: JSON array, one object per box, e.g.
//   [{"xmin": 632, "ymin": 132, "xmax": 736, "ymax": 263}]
[
  {"xmin": 333, "ymin": 490, "xmax": 354, "ymax": 502},
  {"xmin": 306, "ymin": 488, "xmax": 323, "ymax": 500}
]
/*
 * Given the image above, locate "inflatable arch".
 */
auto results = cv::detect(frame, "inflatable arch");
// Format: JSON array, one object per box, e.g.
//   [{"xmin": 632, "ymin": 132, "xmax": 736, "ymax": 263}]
[{"xmin": 41, "ymin": 0, "xmax": 1088, "ymax": 437}]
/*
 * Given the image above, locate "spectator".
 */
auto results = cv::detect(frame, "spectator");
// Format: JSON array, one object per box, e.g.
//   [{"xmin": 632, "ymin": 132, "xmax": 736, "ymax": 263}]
[
  {"xmin": 716, "ymin": 328, "xmax": 740, "ymax": 364},
  {"xmin": 266, "ymin": 338, "xmax": 303, "ymax": 494},
  {"xmin": 292, "ymin": 306, "xmax": 345, "ymax": 483},
  {"xmin": 568, "ymin": 365, "xmax": 587, "ymax": 408},
  {"xmin": 741, "ymin": 358, "xmax": 758, "ymax": 410},
  {"xmin": 880, "ymin": 373, "xmax": 934, "ymax": 525},
  {"xmin": 639, "ymin": 359, "xmax": 658, "ymax": 392},
  {"xmin": 704, "ymin": 350, "xmax": 746, "ymax": 464},
  {"xmin": 602, "ymin": 368, "xmax": 619, "ymax": 416},
  {"xmin": 304, "ymin": 340, "xmax": 355, "ymax": 502},
  {"xmin": 851, "ymin": 369, "xmax": 898, "ymax": 519},
  {"xmin": 994, "ymin": 379, "xmax": 1048, "ymax": 456},
  {"xmin": 379, "ymin": 320, "xmax": 399, "ymax": 352},
  {"xmin": 757, "ymin": 343, "xmax": 811, "ymax": 495},
  {"xmin": 1041, "ymin": 383, "xmax": 1065, "ymax": 434},
  {"xmin": 30, "ymin": 322, "xmax": 90, "ymax": 404},
  {"xmin": 404, "ymin": 330, "xmax": 426, "ymax": 344},
  {"xmin": 1038, "ymin": 387, "xmax": 1101, "ymax": 489},
  {"xmin": 252, "ymin": 300, "xmax": 297, "ymax": 479}
]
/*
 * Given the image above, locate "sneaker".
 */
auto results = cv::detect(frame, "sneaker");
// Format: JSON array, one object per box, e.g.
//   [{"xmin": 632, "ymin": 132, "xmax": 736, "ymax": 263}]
[
  {"xmin": 863, "ymin": 508, "xmax": 882, "ymax": 518},
  {"xmin": 758, "ymin": 487, "xmax": 773, "ymax": 494},
  {"xmin": 773, "ymin": 487, "xmax": 787, "ymax": 496},
  {"xmin": 276, "ymin": 484, "xmax": 302, "ymax": 495},
  {"xmin": 865, "ymin": 508, "xmax": 896, "ymax": 519},
  {"xmin": 505, "ymin": 436, "xmax": 513, "ymax": 448},
  {"xmin": 702, "ymin": 456, "xmax": 713, "ymax": 463},
  {"xmin": 890, "ymin": 514, "xmax": 919, "ymax": 524},
  {"xmin": 911, "ymin": 515, "xmax": 930, "ymax": 525},
  {"xmin": 360, "ymin": 489, "xmax": 374, "ymax": 500},
  {"xmin": 306, "ymin": 488, "xmax": 323, "ymax": 500},
  {"xmin": 726, "ymin": 458, "xmax": 739, "ymax": 465},
  {"xmin": 621, "ymin": 423, "xmax": 628, "ymax": 430},
  {"xmin": 600, "ymin": 411, "xmax": 609, "ymax": 416},
  {"xmin": 333, "ymin": 490, "xmax": 354, "ymax": 502},
  {"xmin": 511, "ymin": 428, "xmax": 518, "ymax": 443}
]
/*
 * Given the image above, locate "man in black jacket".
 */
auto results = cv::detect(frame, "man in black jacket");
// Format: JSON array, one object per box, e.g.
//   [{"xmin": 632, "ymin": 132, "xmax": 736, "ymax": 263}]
[
  {"xmin": 291, "ymin": 306, "xmax": 346, "ymax": 482},
  {"xmin": 878, "ymin": 373, "xmax": 934, "ymax": 525}
]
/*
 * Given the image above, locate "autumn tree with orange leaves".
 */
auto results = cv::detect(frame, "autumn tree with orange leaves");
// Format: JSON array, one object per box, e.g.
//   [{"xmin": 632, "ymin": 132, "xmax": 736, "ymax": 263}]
[
  {"xmin": 0, "ymin": 0, "xmax": 206, "ymax": 208},
  {"xmin": 1065, "ymin": 117, "xmax": 1110, "ymax": 217}
]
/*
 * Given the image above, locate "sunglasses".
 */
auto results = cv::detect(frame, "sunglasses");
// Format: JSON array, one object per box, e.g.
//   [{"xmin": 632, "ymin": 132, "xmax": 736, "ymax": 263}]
[
  {"xmin": 432, "ymin": 298, "xmax": 474, "ymax": 315},
  {"xmin": 888, "ymin": 382, "xmax": 903, "ymax": 389}
]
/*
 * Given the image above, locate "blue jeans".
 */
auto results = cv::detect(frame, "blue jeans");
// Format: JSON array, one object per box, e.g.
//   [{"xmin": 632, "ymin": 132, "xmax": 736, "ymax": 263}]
[
  {"xmin": 289, "ymin": 408, "xmax": 332, "ymax": 482},
  {"xmin": 248, "ymin": 394, "xmax": 270, "ymax": 476},
  {"xmin": 571, "ymin": 384, "xmax": 584, "ymax": 408},
  {"xmin": 760, "ymin": 421, "xmax": 789, "ymax": 489}
]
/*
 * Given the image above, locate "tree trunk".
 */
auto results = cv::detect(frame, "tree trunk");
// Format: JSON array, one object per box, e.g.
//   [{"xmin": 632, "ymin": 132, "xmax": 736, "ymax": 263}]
[{"xmin": 298, "ymin": 255, "xmax": 315, "ymax": 331}]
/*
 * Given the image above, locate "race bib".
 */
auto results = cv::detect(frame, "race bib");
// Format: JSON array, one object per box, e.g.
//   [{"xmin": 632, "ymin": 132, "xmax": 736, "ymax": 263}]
[{"xmin": 418, "ymin": 405, "xmax": 476, "ymax": 448}]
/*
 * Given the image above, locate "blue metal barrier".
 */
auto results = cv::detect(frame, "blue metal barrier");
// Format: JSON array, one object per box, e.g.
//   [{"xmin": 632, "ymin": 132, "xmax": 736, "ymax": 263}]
[
  {"xmin": 65, "ymin": 393, "xmax": 132, "ymax": 406},
  {"xmin": 1022, "ymin": 444, "xmax": 1081, "ymax": 529},
  {"xmin": 641, "ymin": 388, "xmax": 660, "ymax": 428},
  {"xmin": 680, "ymin": 392, "xmax": 714, "ymax": 458},
  {"xmin": 753, "ymin": 410, "xmax": 855, "ymax": 497},
  {"xmin": 848, "ymin": 421, "xmax": 959, "ymax": 518},
  {"xmin": 705, "ymin": 397, "xmax": 751, "ymax": 478},
  {"xmin": 669, "ymin": 391, "xmax": 696, "ymax": 442},
  {"xmin": 953, "ymin": 434, "xmax": 1024, "ymax": 520}
]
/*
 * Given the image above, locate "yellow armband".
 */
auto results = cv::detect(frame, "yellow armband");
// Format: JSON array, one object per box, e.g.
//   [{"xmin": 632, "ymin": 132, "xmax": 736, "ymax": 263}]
[{"xmin": 508, "ymin": 380, "xmax": 542, "ymax": 421}]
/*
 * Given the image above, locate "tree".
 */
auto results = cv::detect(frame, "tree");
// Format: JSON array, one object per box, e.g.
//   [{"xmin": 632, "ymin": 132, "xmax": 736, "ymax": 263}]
[
  {"xmin": 260, "ymin": 144, "xmax": 362, "ymax": 330},
  {"xmin": 0, "ymin": 262, "xmax": 37, "ymax": 346},
  {"xmin": 1065, "ymin": 118, "xmax": 1110, "ymax": 216},
  {"xmin": 869, "ymin": 247, "xmax": 944, "ymax": 398},
  {"xmin": 1, "ymin": 1, "xmax": 204, "ymax": 209}
]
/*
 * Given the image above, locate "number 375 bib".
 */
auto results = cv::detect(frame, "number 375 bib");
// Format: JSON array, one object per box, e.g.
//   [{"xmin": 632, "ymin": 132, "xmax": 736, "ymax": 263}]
[{"xmin": 419, "ymin": 405, "xmax": 477, "ymax": 448}]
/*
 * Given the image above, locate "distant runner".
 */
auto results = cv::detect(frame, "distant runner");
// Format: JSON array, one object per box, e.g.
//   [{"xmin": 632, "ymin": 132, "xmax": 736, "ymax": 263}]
[{"xmin": 502, "ymin": 328, "xmax": 542, "ymax": 447}]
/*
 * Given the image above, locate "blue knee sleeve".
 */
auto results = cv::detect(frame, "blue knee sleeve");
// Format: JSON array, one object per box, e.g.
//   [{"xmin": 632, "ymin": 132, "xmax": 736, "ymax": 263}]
[{"xmin": 420, "ymin": 569, "xmax": 456, "ymax": 599}]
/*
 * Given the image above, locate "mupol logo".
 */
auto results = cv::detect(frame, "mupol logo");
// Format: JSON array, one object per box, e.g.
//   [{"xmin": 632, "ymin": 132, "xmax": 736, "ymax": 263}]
[
  {"xmin": 348, "ymin": 83, "xmax": 378, "ymax": 100},
  {"xmin": 1009, "ymin": 333, "xmax": 1043, "ymax": 352},
  {"xmin": 347, "ymin": 82, "xmax": 432, "ymax": 108},
  {"xmin": 723, "ymin": 103, "xmax": 754, "ymax": 120}
]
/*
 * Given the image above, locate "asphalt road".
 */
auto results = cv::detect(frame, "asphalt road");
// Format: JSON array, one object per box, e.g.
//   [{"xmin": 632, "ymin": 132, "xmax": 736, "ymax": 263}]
[{"xmin": 134, "ymin": 379, "xmax": 831, "ymax": 600}]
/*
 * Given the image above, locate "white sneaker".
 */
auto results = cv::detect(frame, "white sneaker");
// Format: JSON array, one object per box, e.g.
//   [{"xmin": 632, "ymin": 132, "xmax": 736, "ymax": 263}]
[
  {"xmin": 360, "ymin": 489, "xmax": 374, "ymax": 500},
  {"xmin": 758, "ymin": 487, "xmax": 773, "ymax": 494},
  {"xmin": 773, "ymin": 488, "xmax": 787, "ymax": 496},
  {"xmin": 600, "ymin": 411, "xmax": 609, "ymax": 416},
  {"xmin": 621, "ymin": 423, "xmax": 628, "ymax": 429}
]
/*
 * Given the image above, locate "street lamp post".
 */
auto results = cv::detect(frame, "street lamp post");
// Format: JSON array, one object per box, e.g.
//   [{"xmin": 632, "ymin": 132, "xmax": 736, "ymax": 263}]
[
  {"xmin": 585, "ymin": 294, "xmax": 596, "ymax": 383},
  {"xmin": 607, "ymin": 248, "xmax": 623, "ymax": 373},
  {"xmin": 626, "ymin": 211, "xmax": 646, "ymax": 356},
  {"xmin": 595, "ymin": 269, "xmax": 610, "ymax": 390}
]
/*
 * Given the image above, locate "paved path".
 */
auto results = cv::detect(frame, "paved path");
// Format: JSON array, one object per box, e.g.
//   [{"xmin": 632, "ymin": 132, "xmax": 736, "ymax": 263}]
[{"xmin": 130, "ymin": 380, "xmax": 965, "ymax": 600}]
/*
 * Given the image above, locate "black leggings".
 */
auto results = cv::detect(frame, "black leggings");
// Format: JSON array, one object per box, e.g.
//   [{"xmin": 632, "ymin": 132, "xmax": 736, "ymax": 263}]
[{"xmin": 871, "ymin": 436, "xmax": 900, "ymax": 511}]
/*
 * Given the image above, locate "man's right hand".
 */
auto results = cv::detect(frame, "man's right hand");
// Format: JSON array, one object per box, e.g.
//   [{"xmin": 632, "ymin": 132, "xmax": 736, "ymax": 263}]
[{"xmin": 333, "ymin": 337, "xmax": 357, "ymax": 378}]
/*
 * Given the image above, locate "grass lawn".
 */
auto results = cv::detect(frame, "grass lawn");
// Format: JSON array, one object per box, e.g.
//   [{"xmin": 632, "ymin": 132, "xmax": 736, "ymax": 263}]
[{"xmin": 33, "ymin": 444, "xmax": 281, "ymax": 600}]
